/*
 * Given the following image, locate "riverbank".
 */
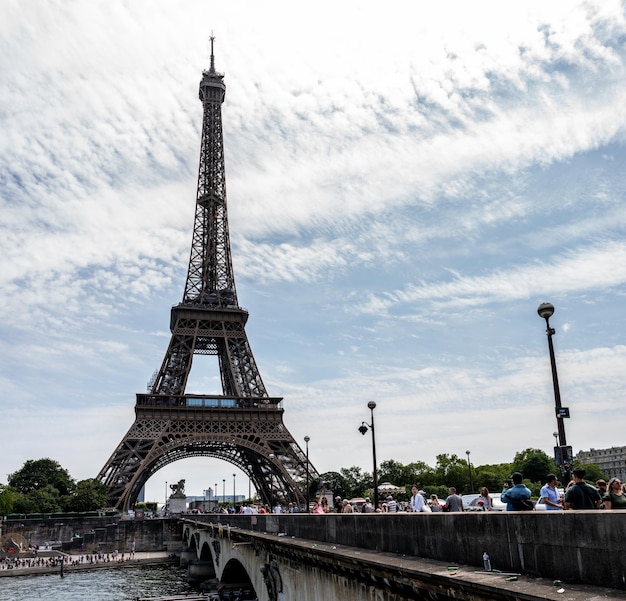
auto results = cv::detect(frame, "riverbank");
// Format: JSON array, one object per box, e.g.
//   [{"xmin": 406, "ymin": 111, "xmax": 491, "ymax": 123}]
[{"xmin": 0, "ymin": 551, "xmax": 177, "ymax": 578}]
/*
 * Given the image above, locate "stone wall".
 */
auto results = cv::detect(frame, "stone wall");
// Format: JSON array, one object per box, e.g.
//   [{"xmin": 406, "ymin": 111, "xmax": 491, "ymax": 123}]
[{"xmin": 1, "ymin": 516, "xmax": 182, "ymax": 554}]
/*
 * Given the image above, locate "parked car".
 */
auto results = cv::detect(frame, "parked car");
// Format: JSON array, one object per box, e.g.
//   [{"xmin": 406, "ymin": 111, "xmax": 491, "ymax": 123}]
[{"xmin": 461, "ymin": 493, "xmax": 506, "ymax": 511}]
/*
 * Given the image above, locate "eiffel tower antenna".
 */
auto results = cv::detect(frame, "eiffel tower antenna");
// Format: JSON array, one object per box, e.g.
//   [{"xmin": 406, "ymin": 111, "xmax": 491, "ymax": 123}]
[
  {"xmin": 98, "ymin": 40, "xmax": 317, "ymax": 511},
  {"xmin": 209, "ymin": 32, "xmax": 216, "ymax": 73}
]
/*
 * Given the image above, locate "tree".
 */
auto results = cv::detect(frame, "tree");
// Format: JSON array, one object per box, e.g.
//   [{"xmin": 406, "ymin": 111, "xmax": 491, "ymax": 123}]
[
  {"xmin": 8, "ymin": 458, "xmax": 75, "ymax": 496},
  {"xmin": 318, "ymin": 471, "xmax": 348, "ymax": 500},
  {"xmin": 63, "ymin": 479, "xmax": 108, "ymax": 512},
  {"xmin": 434, "ymin": 454, "xmax": 470, "ymax": 492},
  {"xmin": 512, "ymin": 449, "xmax": 556, "ymax": 484},
  {"xmin": 340, "ymin": 466, "xmax": 370, "ymax": 498},
  {"xmin": 473, "ymin": 464, "xmax": 512, "ymax": 492},
  {"xmin": 378, "ymin": 459, "xmax": 408, "ymax": 487},
  {"xmin": 0, "ymin": 484, "xmax": 15, "ymax": 515},
  {"xmin": 572, "ymin": 461, "xmax": 606, "ymax": 483}
]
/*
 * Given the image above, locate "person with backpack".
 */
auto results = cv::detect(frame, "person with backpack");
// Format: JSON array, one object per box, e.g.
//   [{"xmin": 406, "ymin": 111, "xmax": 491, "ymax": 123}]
[
  {"xmin": 564, "ymin": 467, "xmax": 602, "ymax": 510},
  {"xmin": 501, "ymin": 472, "xmax": 533, "ymax": 511}
]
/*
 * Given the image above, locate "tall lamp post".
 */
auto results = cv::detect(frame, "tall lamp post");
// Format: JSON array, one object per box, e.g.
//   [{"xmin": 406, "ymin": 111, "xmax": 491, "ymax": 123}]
[
  {"xmin": 304, "ymin": 435, "xmax": 310, "ymax": 512},
  {"xmin": 214, "ymin": 482, "xmax": 218, "ymax": 505},
  {"xmin": 222, "ymin": 478, "xmax": 225, "ymax": 505},
  {"xmin": 233, "ymin": 473, "xmax": 236, "ymax": 507},
  {"xmin": 358, "ymin": 401, "xmax": 379, "ymax": 511},
  {"xmin": 538, "ymin": 302, "xmax": 571, "ymax": 485},
  {"xmin": 465, "ymin": 450, "xmax": 474, "ymax": 493}
]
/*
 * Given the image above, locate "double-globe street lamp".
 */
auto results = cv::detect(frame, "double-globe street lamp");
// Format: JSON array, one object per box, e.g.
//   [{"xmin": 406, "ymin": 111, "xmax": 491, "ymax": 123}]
[
  {"xmin": 537, "ymin": 302, "xmax": 571, "ymax": 485},
  {"xmin": 304, "ymin": 435, "xmax": 310, "ymax": 512},
  {"xmin": 358, "ymin": 401, "xmax": 379, "ymax": 511}
]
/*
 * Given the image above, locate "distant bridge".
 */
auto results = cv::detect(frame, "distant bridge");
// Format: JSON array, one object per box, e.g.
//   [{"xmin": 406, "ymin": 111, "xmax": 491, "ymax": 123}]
[{"xmin": 181, "ymin": 512, "xmax": 625, "ymax": 600}]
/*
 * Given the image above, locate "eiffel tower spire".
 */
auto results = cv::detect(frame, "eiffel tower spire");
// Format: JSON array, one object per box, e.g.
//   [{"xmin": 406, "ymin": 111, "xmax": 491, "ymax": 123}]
[{"xmin": 98, "ymin": 40, "xmax": 317, "ymax": 511}]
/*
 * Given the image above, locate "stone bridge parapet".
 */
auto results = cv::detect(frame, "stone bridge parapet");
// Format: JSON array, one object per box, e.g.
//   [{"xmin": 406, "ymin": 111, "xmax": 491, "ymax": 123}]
[{"xmin": 181, "ymin": 511, "xmax": 626, "ymax": 599}]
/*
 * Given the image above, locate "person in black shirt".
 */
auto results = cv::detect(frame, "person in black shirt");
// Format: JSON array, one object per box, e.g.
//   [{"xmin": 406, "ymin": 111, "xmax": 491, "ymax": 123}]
[{"xmin": 564, "ymin": 467, "xmax": 602, "ymax": 510}]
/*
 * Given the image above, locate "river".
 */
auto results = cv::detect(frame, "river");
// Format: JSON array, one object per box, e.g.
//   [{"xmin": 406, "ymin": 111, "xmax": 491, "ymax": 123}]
[{"xmin": 0, "ymin": 564, "xmax": 195, "ymax": 601}]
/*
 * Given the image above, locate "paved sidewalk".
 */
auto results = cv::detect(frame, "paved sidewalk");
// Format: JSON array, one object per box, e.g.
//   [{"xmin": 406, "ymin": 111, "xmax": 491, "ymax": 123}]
[{"xmin": 0, "ymin": 550, "xmax": 177, "ymax": 578}]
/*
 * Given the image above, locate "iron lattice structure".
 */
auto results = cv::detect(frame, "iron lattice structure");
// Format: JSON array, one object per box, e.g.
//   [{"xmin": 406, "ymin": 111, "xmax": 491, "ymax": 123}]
[{"xmin": 98, "ymin": 40, "xmax": 317, "ymax": 511}]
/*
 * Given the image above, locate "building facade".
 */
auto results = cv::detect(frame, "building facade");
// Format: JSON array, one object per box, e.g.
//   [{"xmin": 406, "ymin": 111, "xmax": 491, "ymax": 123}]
[{"xmin": 576, "ymin": 446, "xmax": 626, "ymax": 481}]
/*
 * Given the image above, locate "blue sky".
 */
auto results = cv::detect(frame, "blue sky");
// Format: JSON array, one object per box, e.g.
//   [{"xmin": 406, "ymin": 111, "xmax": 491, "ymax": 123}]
[{"xmin": 2, "ymin": 1, "xmax": 626, "ymax": 504}]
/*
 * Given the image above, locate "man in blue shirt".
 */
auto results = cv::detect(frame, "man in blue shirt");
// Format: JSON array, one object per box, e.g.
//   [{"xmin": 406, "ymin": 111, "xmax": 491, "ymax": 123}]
[
  {"xmin": 501, "ymin": 472, "xmax": 532, "ymax": 511},
  {"xmin": 539, "ymin": 474, "xmax": 563, "ymax": 510}
]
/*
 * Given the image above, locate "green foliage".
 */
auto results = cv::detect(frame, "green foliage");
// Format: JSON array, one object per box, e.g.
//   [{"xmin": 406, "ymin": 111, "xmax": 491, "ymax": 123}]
[
  {"xmin": 318, "ymin": 471, "xmax": 348, "ymax": 499},
  {"xmin": 512, "ymin": 448, "xmax": 556, "ymax": 484},
  {"xmin": 12, "ymin": 493, "xmax": 41, "ymax": 514},
  {"xmin": 135, "ymin": 501, "xmax": 158, "ymax": 512},
  {"xmin": 473, "ymin": 465, "xmax": 512, "ymax": 493},
  {"xmin": 0, "ymin": 484, "xmax": 16, "ymax": 515},
  {"xmin": 434, "ymin": 454, "xmax": 471, "ymax": 493},
  {"xmin": 5, "ymin": 459, "xmax": 109, "ymax": 515},
  {"xmin": 339, "ymin": 466, "xmax": 371, "ymax": 498},
  {"xmin": 572, "ymin": 461, "xmax": 606, "ymax": 483},
  {"xmin": 63, "ymin": 479, "xmax": 108, "ymax": 512},
  {"xmin": 8, "ymin": 458, "xmax": 75, "ymax": 496}
]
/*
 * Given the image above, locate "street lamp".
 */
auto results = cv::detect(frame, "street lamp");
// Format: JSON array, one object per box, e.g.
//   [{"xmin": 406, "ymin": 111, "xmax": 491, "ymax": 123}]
[
  {"xmin": 215, "ymin": 482, "xmax": 218, "ymax": 505},
  {"xmin": 304, "ymin": 436, "xmax": 310, "ymax": 512},
  {"xmin": 233, "ymin": 473, "xmax": 236, "ymax": 507},
  {"xmin": 538, "ymin": 302, "xmax": 571, "ymax": 485},
  {"xmin": 222, "ymin": 478, "xmax": 225, "ymax": 505},
  {"xmin": 358, "ymin": 401, "xmax": 379, "ymax": 511},
  {"xmin": 465, "ymin": 450, "xmax": 474, "ymax": 493},
  {"xmin": 165, "ymin": 481, "xmax": 168, "ymax": 514}
]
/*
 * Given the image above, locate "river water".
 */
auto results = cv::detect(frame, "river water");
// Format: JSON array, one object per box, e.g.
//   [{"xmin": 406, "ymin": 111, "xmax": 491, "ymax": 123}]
[{"xmin": 0, "ymin": 564, "xmax": 195, "ymax": 601}]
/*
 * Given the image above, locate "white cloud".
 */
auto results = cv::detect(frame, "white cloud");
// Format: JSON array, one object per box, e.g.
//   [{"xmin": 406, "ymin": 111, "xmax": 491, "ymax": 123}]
[{"xmin": 2, "ymin": 1, "xmax": 626, "ymax": 500}]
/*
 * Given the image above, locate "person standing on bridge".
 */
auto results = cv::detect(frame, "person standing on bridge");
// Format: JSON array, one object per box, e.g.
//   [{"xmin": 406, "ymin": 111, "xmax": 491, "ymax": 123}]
[
  {"xmin": 564, "ymin": 467, "xmax": 602, "ymax": 510},
  {"xmin": 443, "ymin": 487, "xmax": 464, "ymax": 512},
  {"xmin": 501, "ymin": 472, "xmax": 532, "ymax": 511},
  {"xmin": 341, "ymin": 499, "xmax": 354, "ymax": 513},
  {"xmin": 385, "ymin": 495, "xmax": 398, "ymax": 513},
  {"xmin": 409, "ymin": 485, "xmax": 425, "ymax": 512},
  {"xmin": 539, "ymin": 474, "xmax": 563, "ymax": 510}
]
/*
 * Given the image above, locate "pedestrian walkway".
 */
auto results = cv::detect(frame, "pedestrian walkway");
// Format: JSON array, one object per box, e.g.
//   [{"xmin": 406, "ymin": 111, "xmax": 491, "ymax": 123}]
[{"xmin": 0, "ymin": 550, "xmax": 176, "ymax": 578}]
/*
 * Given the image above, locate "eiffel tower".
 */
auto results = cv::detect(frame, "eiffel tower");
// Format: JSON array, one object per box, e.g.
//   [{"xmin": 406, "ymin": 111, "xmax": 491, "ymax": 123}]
[{"xmin": 98, "ymin": 39, "xmax": 318, "ymax": 511}]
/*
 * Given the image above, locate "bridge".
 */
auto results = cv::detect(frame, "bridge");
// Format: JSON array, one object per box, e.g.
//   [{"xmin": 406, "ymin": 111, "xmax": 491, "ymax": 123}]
[{"xmin": 181, "ymin": 512, "xmax": 626, "ymax": 600}]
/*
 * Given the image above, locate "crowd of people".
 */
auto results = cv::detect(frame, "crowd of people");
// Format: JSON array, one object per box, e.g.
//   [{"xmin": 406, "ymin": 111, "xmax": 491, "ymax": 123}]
[
  {"xmin": 499, "ymin": 467, "xmax": 626, "ymax": 511},
  {"xmin": 206, "ymin": 467, "xmax": 624, "ymax": 514},
  {"xmin": 173, "ymin": 466, "xmax": 626, "ymax": 516}
]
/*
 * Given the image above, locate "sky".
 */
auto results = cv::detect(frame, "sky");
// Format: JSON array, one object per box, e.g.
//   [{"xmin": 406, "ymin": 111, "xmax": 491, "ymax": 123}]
[{"xmin": 2, "ymin": 0, "xmax": 626, "ymax": 505}]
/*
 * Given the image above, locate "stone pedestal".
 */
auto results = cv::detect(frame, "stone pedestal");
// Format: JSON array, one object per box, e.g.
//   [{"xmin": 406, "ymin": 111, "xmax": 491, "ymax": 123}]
[{"xmin": 168, "ymin": 494, "xmax": 186, "ymax": 514}]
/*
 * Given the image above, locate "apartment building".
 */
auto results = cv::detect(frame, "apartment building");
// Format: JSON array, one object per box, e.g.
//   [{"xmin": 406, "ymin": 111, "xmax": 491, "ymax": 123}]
[{"xmin": 576, "ymin": 446, "xmax": 626, "ymax": 481}]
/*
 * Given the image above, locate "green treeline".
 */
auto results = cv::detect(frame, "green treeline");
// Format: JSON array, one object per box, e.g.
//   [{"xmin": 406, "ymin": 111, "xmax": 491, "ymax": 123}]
[
  {"xmin": 1, "ymin": 458, "xmax": 108, "ymax": 515},
  {"xmin": 313, "ymin": 449, "xmax": 606, "ymax": 503},
  {"xmin": 1, "ymin": 450, "xmax": 606, "ymax": 515}
]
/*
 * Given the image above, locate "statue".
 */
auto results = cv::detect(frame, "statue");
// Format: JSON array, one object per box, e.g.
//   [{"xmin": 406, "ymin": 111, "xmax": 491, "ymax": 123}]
[{"xmin": 169, "ymin": 479, "xmax": 186, "ymax": 496}]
